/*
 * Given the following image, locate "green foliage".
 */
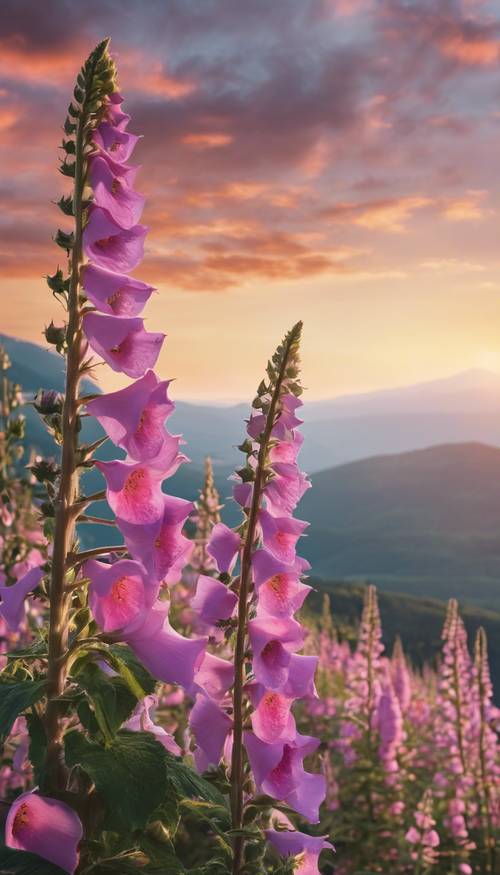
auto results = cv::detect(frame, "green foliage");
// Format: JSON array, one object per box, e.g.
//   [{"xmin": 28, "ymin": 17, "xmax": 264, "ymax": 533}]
[
  {"xmin": 73, "ymin": 662, "xmax": 139, "ymax": 742},
  {"xmin": 65, "ymin": 730, "xmax": 168, "ymax": 832},
  {"xmin": 0, "ymin": 677, "xmax": 46, "ymax": 740},
  {"xmin": 0, "ymin": 847, "xmax": 67, "ymax": 874}
]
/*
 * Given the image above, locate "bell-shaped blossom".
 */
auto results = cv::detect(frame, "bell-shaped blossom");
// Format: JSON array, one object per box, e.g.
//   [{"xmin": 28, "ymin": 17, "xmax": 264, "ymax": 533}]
[
  {"xmin": 0, "ymin": 567, "xmax": 43, "ymax": 631},
  {"xmin": 103, "ymin": 92, "xmax": 131, "ymax": 131},
  {"xmin": 244, "ymin": 731, "xmax": 325, "ymax": 822},
  {"xmin": 269, "ymin": 431, "xmax": 304, "ymax": 464},
  {"xmin": 249, "ymin": 686, "xmax": 296, "ymax": 744},
  {"xmin": 93, "ymin": 121, "xmax": 140, "ymax": 163},
  {"xmin": 86, "ymin": 370, "xmax": 175, "ymax": 462},
  {"xmin": 191, "ymin": 574, "xmax": 238, "ymax": 625},
  {"xmin": 264, "ymin": 462, "xmax": 310, "ymax": 516},
  {"xmin": 89, "ymin": 155, "xmax": 145, "ymax": 229},
  {"xmin": 118, "ymin": 494, "xmax": 193, "ymax": 580},
  {"xmin": 83, "ymin": 263, "xmax": 155, "ymax": 317},
  {"xmin": 252, "ymin": 549, "xmax": 311, "ymax": 618},
  {"xmin": 5, "ymin": 792, "xmax": 83, "ymax": 873},
  {"xmin": 123, "ymin": 694, "xmax": 180, "ymax": 755},
  {"xmin": 249, "ymin": 615, "xmax": 305, "ymax": 689},
  {"xmin": 267, "ymin": 829, "xmax": 334, "ymax": 875},
  {"xmin": 83, "ymin": 207, "xmax": 148, "ymax": 273},
  {"xmin": 259, "ymin": 509, "xmax": 308, "ymax": 565},
  {"xmin": 207, "ymin": 522, "xmax": 241, "ymax": 573},
  {"xmin": 125, "ymin": 602, "xmax": 206, "ymax": 689},
  {"xmin": 192, "ymin": 652, "xmax": 235, "ymax": 701},
  {"xmin": 190, "ymin": 694, "xmax": 232, "ymax": 771},
  {"xmin": 282, "ymin": 654, "xmax": 318, "ymax": 699},
  {"xmin": 83, "ymin": 312, "xmax": 164, "ymax": 378},
  {"xmin": 84, "ymin": 558, "xmax": 157, "ymax": 635},
  {"xmin": 95, "ymin": 457, "xmax": 170, "ymax": 526}
]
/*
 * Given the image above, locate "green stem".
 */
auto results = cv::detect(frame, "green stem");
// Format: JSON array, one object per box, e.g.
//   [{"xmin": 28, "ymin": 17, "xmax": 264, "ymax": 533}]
[
  {"xmin": 43, "ymin": 92, "xmax": 88, "ymax": 795},
  {"xmin": 230, "ymin": 325, "xmax": 301, "ymax": 875}
]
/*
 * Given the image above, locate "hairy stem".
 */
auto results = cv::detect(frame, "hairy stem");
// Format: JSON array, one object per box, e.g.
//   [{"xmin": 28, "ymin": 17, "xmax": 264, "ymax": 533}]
[
  {"xmin": 230, "ymin": 324, "xmax": 301, "ymax": 875},
  {"xmin": 44, "ymin": 102, "xmax": 87, "ymax": 794}
]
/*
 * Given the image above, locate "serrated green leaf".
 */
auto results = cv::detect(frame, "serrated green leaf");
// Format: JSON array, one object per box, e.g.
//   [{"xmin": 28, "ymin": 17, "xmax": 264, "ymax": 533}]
[
  {"xmin": 0, "ymin": 846, "xmax": 67, "ymax": 874},
  {"xmin": 0, "ymin": 678, "xmax": 45, "ymax": 741},
  {"xmin": 108, "ymin": 644, "xmax": 157, "ymax": 697},
  {"xmin": 74, "ymin": 662, "xmax": 137, "ymax": 742},
  {"xmin": 165, "ymin": 754, "xmax": 226, "ymax": 806},
  {"xmin": 26, "ymin": 710, "xmax": 47, "ymax": 784},
  {"xmin": 64, "ymin": 730, "xmax": 168, "ymax": 832}
]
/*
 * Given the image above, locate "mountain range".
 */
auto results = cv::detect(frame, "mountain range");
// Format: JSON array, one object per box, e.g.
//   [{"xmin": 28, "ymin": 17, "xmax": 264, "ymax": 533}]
[{"xmin": 3, "ymin": 334, "xmax": 500, "ymax": 610}]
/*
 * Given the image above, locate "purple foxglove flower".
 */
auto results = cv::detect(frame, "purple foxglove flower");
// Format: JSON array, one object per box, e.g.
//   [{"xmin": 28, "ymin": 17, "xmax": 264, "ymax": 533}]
[
  {"xmin": 244, "ymin": 731, "xmax": 325, "ymax": 823},
  {"xmin": 5, "ymin": 792, "xmax": 83, "ymax": 873},
  {"xmin": 264, "ymin": 462, "xmax": 311, "ymax": 515},
  {"xmin": 282, "ymin": 654, "xmax": 319, "ymax": 699},
  {"xmin": 190, "ymin": 693, "xmax": 232, "ymax": 770},
  {"xmin": 95, "ymin": 457, "xmax": 169, "ymax": 526},
  {"xmin": 93, "ymin": 121, "xmax": 141, "ymax": 164},
  {"xmin": 206, "ymin": 522, "xmax": 241, "ymax": 573},
  {"xmin": 103, "ymin": 91, "xmax": 131, "ymax": 130},
  {"xmin": 249, "ymin": 615, "xmax": 305, "ymax": 690},
  {"xmin": 191, "ymin": 574, "xmax": 237, "ymax": 625},
  {"xmin": 86, "ymin": 370, "xmax": 176, "ymax": 462},
  {"xmin": 252, "ymin": 549, "xmax": 311, "ymax": 618},
  {"xmin": 84, "ymin": 558, "xmax": 158, "ymax": 634},
  {"xmin": 83, "ymin": 312, "xmax": 164, "ymax": 378},
  {"xmin": 89, "ymin": 155, "xmax": 145, "ymax": 229},
  {"xmin": 0, "ymin": 567, "xmax": 43, "ymax": 630},
  {"xmin": 192, "ymin": 652, "xmax": 235, "ymax": 701},
  {"xmin": 83, "ymin": 207, "xmax": 148, "ymax": 272},
  {"xmin": 233, "ymin": 481, "xmax": 252, "ymax": 509},
  {"xmin": 269, "ymin": 431, "xmax": 304, "ymax": 464},
  {"xmin": 249, "ymin": 686, "xmax": 296, "ymax": 744},
  {"xmin": 259, "ymin": 509, "xmax": 308, "ymax": 565},
  {"xmin": 125, "ymin": 602, "xmax": 206, "ymax": 689},
  {"xmin": 83, "ymin": 263, "xmax": 155, "ymax": 317},
  {"xmin": 118, "ymin": 494, "xmax": 193, "ymax": 580},
  {"xmin": 266, "ymin": 829, "xmax": 334, "ymax": 875},
  {"xmin": 123, "ymin": 694, "xmax": 181, "ymax": 756}
]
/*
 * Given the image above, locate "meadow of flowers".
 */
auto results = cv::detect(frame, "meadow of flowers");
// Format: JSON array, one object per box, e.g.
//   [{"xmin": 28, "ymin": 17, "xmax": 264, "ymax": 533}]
[{"xmin": 0, "ymin": 40, "xmax": 498, "ymax": 875}]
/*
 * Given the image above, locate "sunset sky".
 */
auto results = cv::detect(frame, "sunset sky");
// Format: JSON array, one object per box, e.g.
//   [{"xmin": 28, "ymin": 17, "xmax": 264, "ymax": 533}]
[{"xmin": 1, "ymin": 0, "xmax": 500, "ymax": 401}]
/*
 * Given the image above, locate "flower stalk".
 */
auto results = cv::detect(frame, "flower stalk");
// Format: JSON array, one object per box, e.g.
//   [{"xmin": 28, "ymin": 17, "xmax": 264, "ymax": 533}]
[{"xmin": 230, "ymin": 320, "xmax": 303, "ymax": 874}]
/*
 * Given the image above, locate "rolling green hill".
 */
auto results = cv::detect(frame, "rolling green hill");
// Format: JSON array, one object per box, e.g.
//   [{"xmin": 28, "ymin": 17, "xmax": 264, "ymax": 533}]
[{"xmin": 300, "ymin": 443, "xmax": 500, "ymax": 609}]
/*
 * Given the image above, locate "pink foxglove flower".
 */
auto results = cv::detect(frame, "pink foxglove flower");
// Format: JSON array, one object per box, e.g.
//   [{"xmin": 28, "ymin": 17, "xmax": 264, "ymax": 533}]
[
  {"xmin": 190, "ymin": 693, "xmax": 233, "ymax": 771},
  {"xmin": 118, "ymin": 494, "xmax": 193, "ymax": 581},
  {"xmin": 258, "ymin": 509, "xmax": 308, "ymax": 565},
  {"xmin": 86, "ymin": 370, "xmax": 176, "ymax": 462},
  {"xmin": 267, "ymin": 828, "xmax": 334, "ymax": 875},
  {"xmin": 206, "ymin": 522, "xmax": 241, "ymax": 573},
  {"xmin": 6, "ymin": 792, "xmax": 83, "ymax": 874},
  {"xmin": 83, "ymin": 263, "xmax": 155, "ymax": 317},
  {"xmin": 244, "ymin": 731, "xmax": 325, "ymax": 823},
  {"xmin": 0, "ymin": 567, "xmax": 43, "ymax": 631},
  {"xmin": 190, "ymin": 574, "xmax": 238, "ymax": 625},
  {"xmin": 123, "ymin": 694, "xmax": 180, "ymax": 756},
  {"xmin": 83, "ymin": 313, "xmax": 164, "ymax": 378},
  {"xmin": 83, "ymin": 207, "xmax": 148, "ymax": 272},
  {"xmin": 248, "ymin": 615, "xmax": 305, "ymax": 689},
  {"xmin": 251, "ymin": 549, "xmax": 311, "ymax": 618},
  {"xmin": 93, "ymin": 121, "xmax": 140, "ymax": 163},
  {"xmin": 125, "ymin": 602, "xmax": 206, "ymax": 689},
  {"xmin": 89, "ymin": 154, "xmax": 145, "ymax": 229},
  {"xmin": 84, "ymin": 558, "xmax": 158, "ymax": 634}
]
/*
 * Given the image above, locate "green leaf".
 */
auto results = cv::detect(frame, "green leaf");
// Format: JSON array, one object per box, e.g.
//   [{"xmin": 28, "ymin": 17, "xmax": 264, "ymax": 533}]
[
  {"xmin": 64, "ymin": 730, "xmax": 168, "ymax": 832},
  {"xmin": 0, "ymin": 678, "xmax": 45, "ymax": 741},
  {"xmin": 74, "ymin": 662, "xmax": 138, "ymax": 742},
  {"xmin": 165, "ymin": 754, "xmax": 226, "ymax": 806},
  {"xmin": 140, "ymin": 834, "xmax": 186, "ymax": 873},
  {"xmin": 108, "ymin": 644, "xmax": 157, "ymax": 697},
  {"xmin": 0, "ymin": 846, "xmax": 67, "ymax": 874}
]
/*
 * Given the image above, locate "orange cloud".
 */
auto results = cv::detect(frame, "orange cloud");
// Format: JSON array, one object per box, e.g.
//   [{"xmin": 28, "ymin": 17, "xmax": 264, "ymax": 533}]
[
  {"xmin": 322, "ymin": 196, "xmax": 432, "ymax": 232},
  {"xmin": 182, "ymin": 132, "xmax": 233, "ymax": 148},
  {"xmin": 441, "ymin": 190, "xmax": 488, "ymax": 221},
  {"xmin": 439, "ymin": 34, "xmax": 500, "ymax": 66}
]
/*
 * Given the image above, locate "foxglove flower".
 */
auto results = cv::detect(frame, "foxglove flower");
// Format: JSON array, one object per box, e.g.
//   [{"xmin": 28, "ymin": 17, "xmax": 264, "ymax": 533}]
[
  {"xmin": 84, "ymin": 558, "xmax": 157, "ymax": 634},
  {"xmin": 86, "ymin": 370, "xmax": 176, "ymax": 462},
  {"xmin": 125, "ymin": 602, "xmax": 206, "ymax": 689},
  {"xmin": 267, "ymin": 828, "xmax": 334, "ymax": 875},
  {"xmin": 0, "ymin": 567, "xmax": 43, "ymax": 631},
  {"xmin": 123, "ymin": 694, "xmax": 180, "ymax": 756},
  {"xmin": 6, "ymin": 792, "xmax": 83, "ymax": 873},
  {"xmin": 83, "ymin": 313, "xmax": 164, "ymax": 378},
  {"xmin": 83, "ymin": 207, "xmax": 148, "ymax": 272},
  {"xmin": 83, "ymin": 263, "xmax": 155, "ymax": 317},
  {"xmin": 89, "ymin": 155, "xmax": 145, "ymax": 229},
  {"xmin": 118, "ymin": 494, "xmax": 193, "ymax": 581}
]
